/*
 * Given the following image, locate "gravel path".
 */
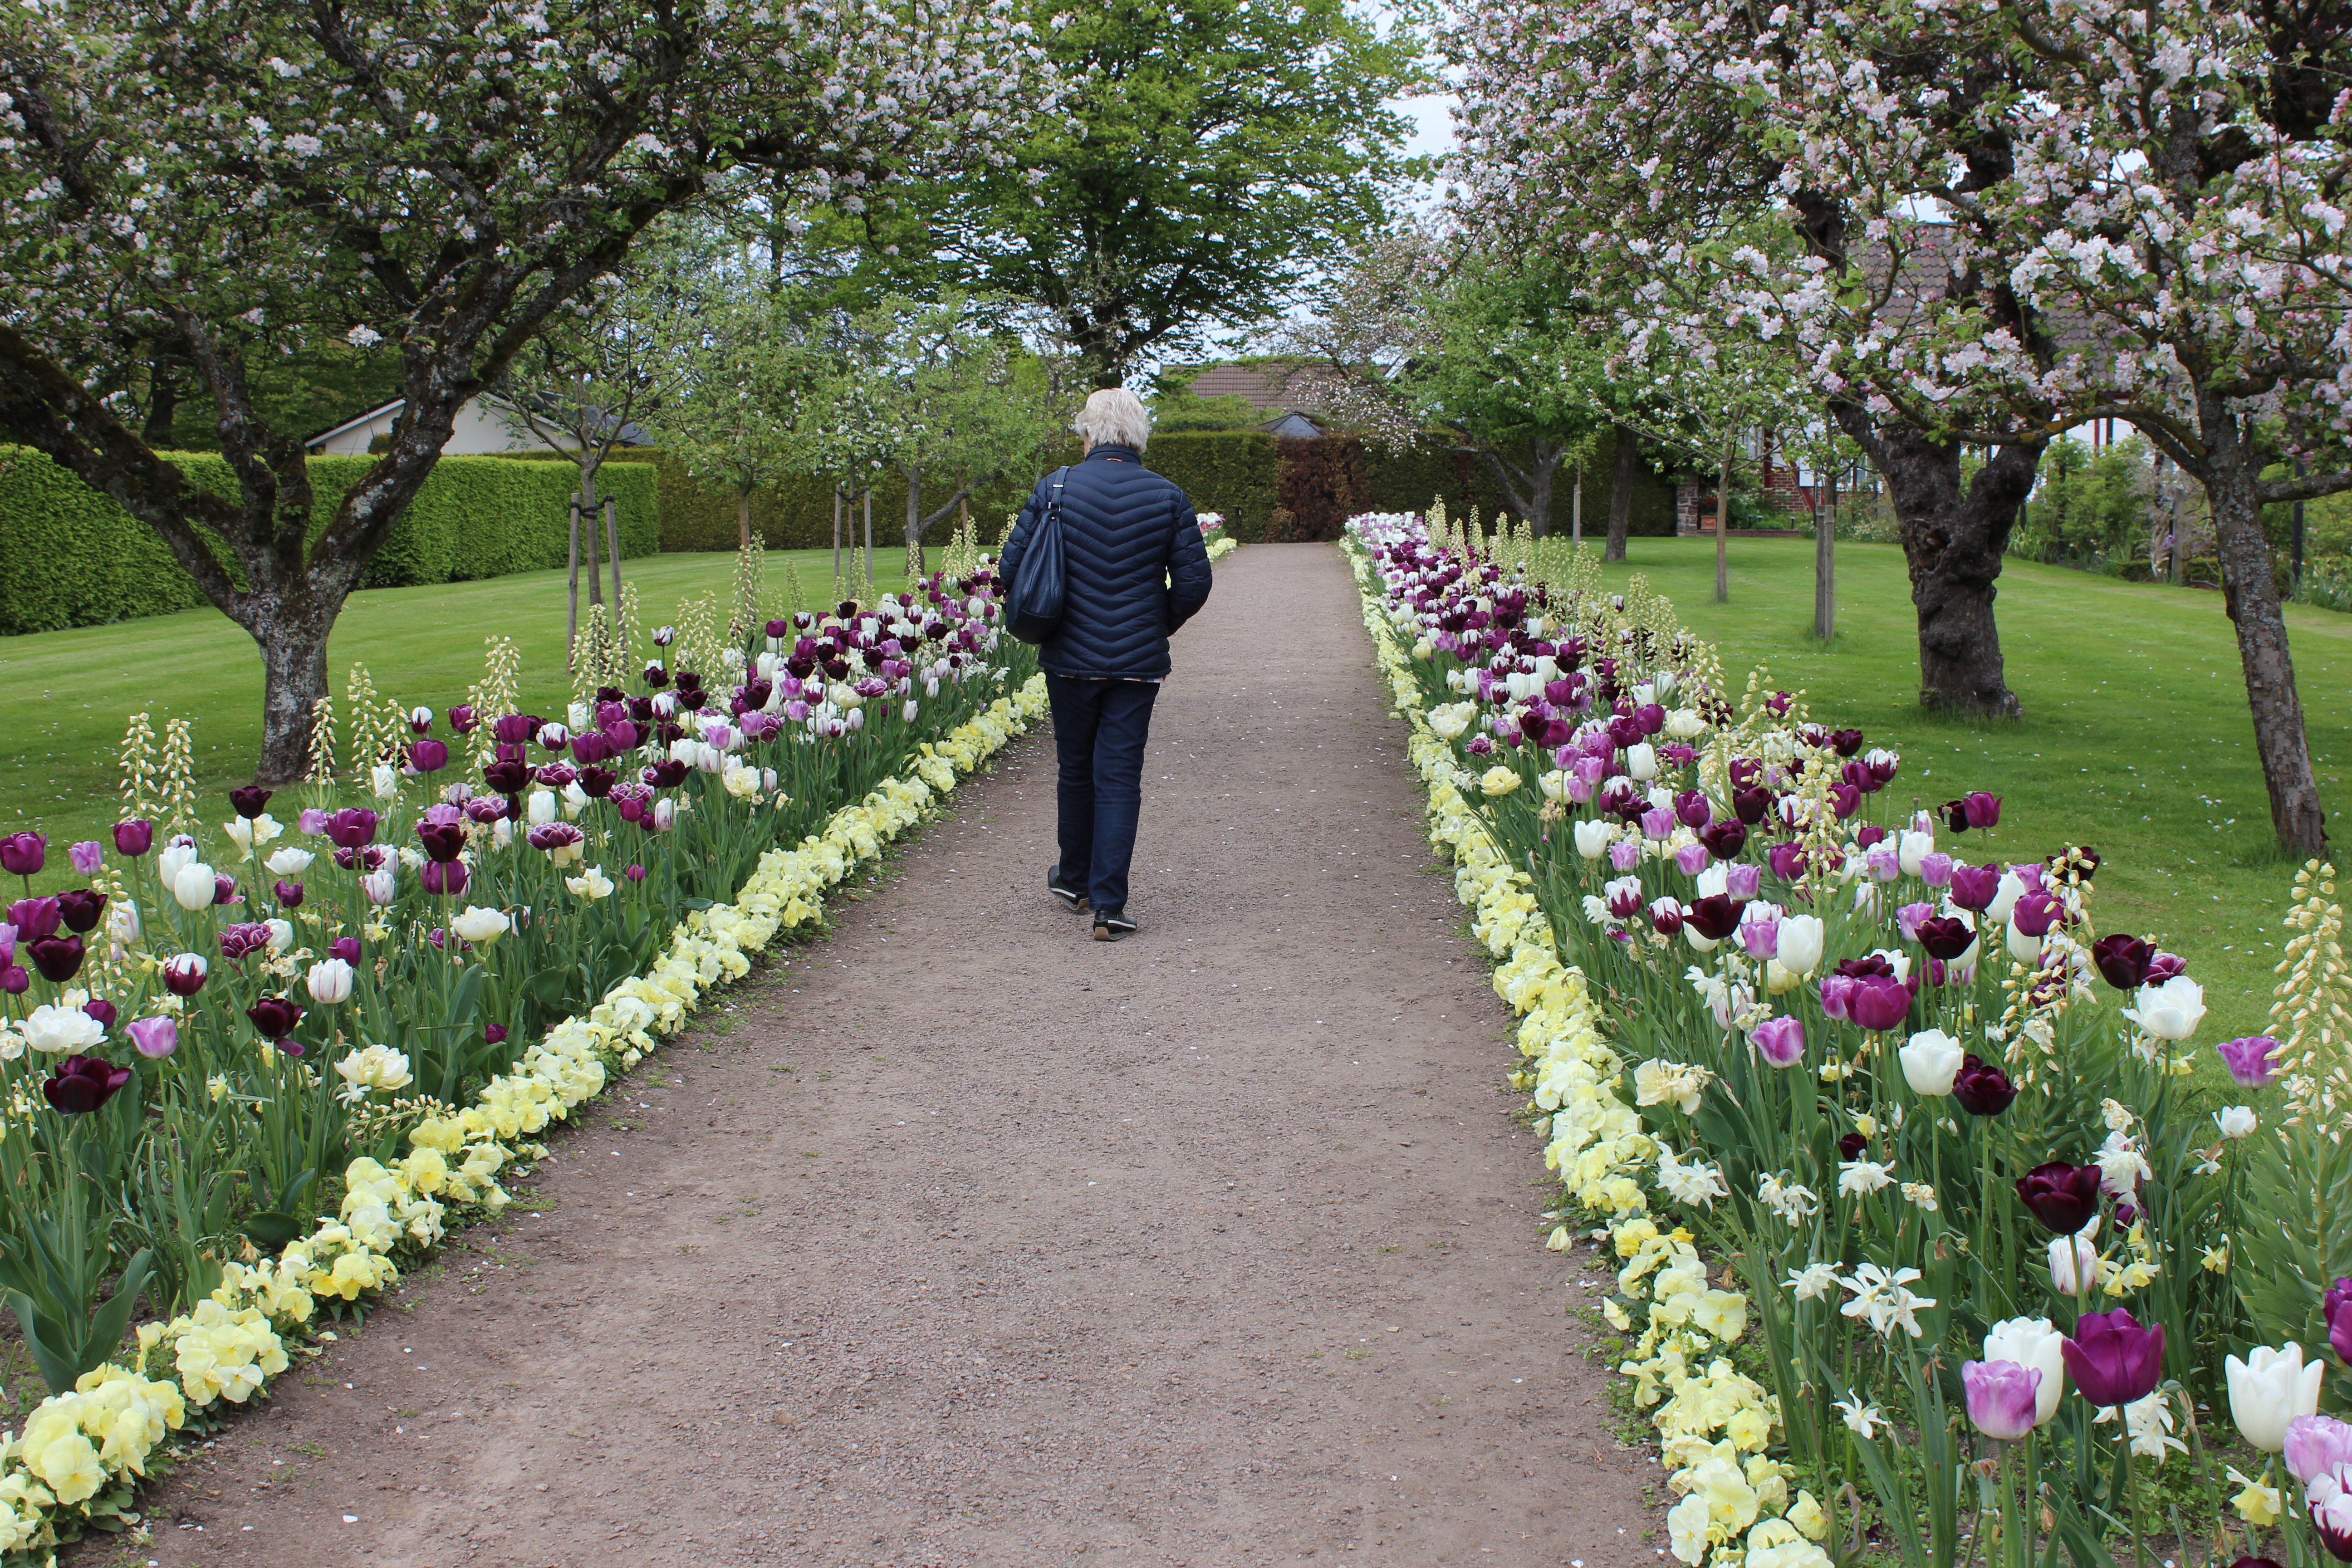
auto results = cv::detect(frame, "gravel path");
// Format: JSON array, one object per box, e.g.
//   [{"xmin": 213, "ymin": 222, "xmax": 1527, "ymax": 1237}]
[{"xmin": 135, "ymin": 543, "xmax": 1656, "ymax": 1568}]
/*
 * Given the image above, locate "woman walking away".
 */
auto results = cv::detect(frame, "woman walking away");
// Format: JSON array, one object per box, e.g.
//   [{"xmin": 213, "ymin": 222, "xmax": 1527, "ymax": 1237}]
[{"xmin": 997, "ymin": 387, "xmax": 1213, "ymax": 941}]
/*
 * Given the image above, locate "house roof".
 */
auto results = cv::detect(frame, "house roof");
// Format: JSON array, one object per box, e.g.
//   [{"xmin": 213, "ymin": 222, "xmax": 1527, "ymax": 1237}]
[
  {"xmin": 303, "ymin": 397, "xmax": 406, "ymax": 450},
  {"xmin": 1181, "ymin": 362, "xmax": 1329, "ymax": 417}
]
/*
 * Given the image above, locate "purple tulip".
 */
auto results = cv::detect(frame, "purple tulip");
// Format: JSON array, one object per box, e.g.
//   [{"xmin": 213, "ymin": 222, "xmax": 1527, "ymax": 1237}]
[
  {"xmin": 1818, "ymin": 973, "xmax": 1854, "ymax": 1022},
  {"xmin": 5, "ymin": 897, "xmax": 59, "ymax": 942},
  {"xmin": 54, "ymin": 888, "xmax": 105, "ymax": 934},
  {"xmin": 2144, "ymin": 949, "xmax": 2186, "ymax": 984},
  {"xmin": 2091, "ymin": 934, "xmax": 2153, "ymax": 990},
  {"xmin": 274, "ymin": 880, "xmax": 304, "ymax": 909},
  {"xmin": 2285, "ymin": 1416, "xmax": 2352, "ymax": 1485},
  {"xmin": 211, "ymin": 872, "xmax": 237, "ymax": 906},
  {"xmin": 67, "ymin": 841, "xmax": 103, "ymax": 876},
  {"xmin": 297, "ymin": 807, "xmax": 330, "ymax": 836},
  {"xmin": 485, "ymin": 1022, "xmax": 510, "ymax": 1045},
  {"xmin": 422, "ymin": 859, "xmax": 469, "ymax": 897},
  {"xmin": 1948, "ymin": 863, "xmax": 1999, "ymax": 911},
  {"xmin": 219, "ymin": 922, "xmax": 272, "ymax": 961},
  {"xmin": 410, "ymin": 739, "xmax": 450, "ymax": 774},
  {"xmin": 1845, "ymin": 975, "xmax": 1912, "ymax": 1032},
  {"xmin": 1865, "ymin": 845, "xmax": 1899, "ymax": 881},
  {"xmin": 29, "ymin": 935, "xmax": 84, "ymax": 983},
  {"xmin": 1918, "ymin": 851, "xmax": 1954, "ymax": 887},
  {"xmin": 2016, "ymin": 1161, "xmax": 2103, "ymax": 1235},
  {"xmin": 1963, "ymin": 791, "xmax": 2002, "ymax": 829},
  {"xmin": 1854, "ymin": 823, "xmax": 1888, "ymax": 849},
  {"xmin": 324, "ymin": 808, "xmax": 380, "ymax": 848},
  {"xmin": 1607, "ymin": 839, "xmax": 1642, "ymax": 872},
  {"xmin": 1739, "ymin": 913, "xmax": 1779, "ymax": 961},
  {"xmin": 448, "ymin": 704, "xmax": 479, "ymax": 734},
  {"xmin": 0, "ymin": 832, "xmax": 46, "ymax": 877},
  {"xmin": 2216, "ymin": 1036, "xmax": 2282, "ymax": 1088},
  {"xmin": 1767, "ymin": 841, "xmax": 1808, "ymax": 881},
  {"xmin": 127, "ymin": 1016, "xmax": 178, "ymax": 1059},
  {"xmin": 1640, "ymin": 808, "xmax": 1675, "ymax": 841},
  {"xmin": 2061, "ymin": 1309, "xmax": 2164, "ymax": 1408},
  {"xmin": 79, "ymin": 998, "xmax": 116, "ymax": 1032},
  {"xmin": 245, "ymin": 995, "xmax": 304, "ymax": 1039},
  {"xmin": 2329, "ymin": 1281, "xmax": 2352, "ymax": 1367},
  {"xmin": 1963, "ymin": 1359, "xmax": 2043, "ymax": 1441},
  {"xmin": 1674, "ymin": 790, "xmax": 1712, "ymax": 829},
  {"xmin": 2011, "ymin": 889, "xmax": 2063, "ymax": 937},
  {"xmin": 330, "ymin": 936, "xmax": 362, "ymax": 965},
  {"xmin": 624, "ymin": 864, "xmax": 647, "ymax": 883},
  {"xmin": 1752, "ymin": 1015, "xmax": 1805, "ymax": 1068},
  {"xmin": 1673, "ymin": 842, "xmax": 1710, "ymax": 876},
  {"xmin": 112, "ymin": 819, "xmax": 153, "ymax": 857},
  {"xmin": 1952, "ymin": 1055, "xmax": 2018, "ymax": 1117},
  {"xmin": 162, "ymin": 954, "xmax": 209, "ymax": 995},
  {"xmin": 43, "ymin": 1054, "xmax": 131, "ymax": 1115},
  {"xmin": 1698, "ymin": 820, "xmax": 1747, "ymax": 861},
  {"xmin": 1896, "ymin": 901, "xmax": 1934, "ymax": 941},
  {"xmin": 1724, "ymin": 862, "xmax": 1761, "ymax": 901}
]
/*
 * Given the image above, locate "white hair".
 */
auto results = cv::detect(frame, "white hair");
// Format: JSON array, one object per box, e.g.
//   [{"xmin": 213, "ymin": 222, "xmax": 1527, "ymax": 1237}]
[{"xmin": 1073, "ymin": 387, "xmax": 1153, "ymax": 453}]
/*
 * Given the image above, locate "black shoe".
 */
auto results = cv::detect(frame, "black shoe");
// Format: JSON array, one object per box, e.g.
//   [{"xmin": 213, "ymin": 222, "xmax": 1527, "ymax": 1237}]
[
  {"xmin": 1092, "ymin": 908, "xmax": 1136, "ymax": 941},
  {"xmin": 1048, "ymin": 867, "xmax": 1088, "ymax": 911}
]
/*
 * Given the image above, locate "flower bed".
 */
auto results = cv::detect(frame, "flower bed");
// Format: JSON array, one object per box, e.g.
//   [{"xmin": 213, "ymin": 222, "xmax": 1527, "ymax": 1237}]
[
  {"xmin": 1199, "ymin": 512, "xmax": 1237, "ymax": 562},
  {"xmin": 0, "ymin": 566, "xmax": 1042, "ymax": 1560},
  {"xmin": 1345, "ymin": 507, "xmax": 2352, "ymax": 1568}
]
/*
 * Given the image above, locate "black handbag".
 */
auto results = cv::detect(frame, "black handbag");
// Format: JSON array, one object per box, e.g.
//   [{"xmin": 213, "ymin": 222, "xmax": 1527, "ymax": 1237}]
[{"xmin": 1006, "ymin": 467, "xmax": 1069, "ymax": 645}]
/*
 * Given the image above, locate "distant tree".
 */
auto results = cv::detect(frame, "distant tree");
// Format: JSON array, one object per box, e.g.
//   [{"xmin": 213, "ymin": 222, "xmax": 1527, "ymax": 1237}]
[
  {"xmin": 1147, "ymin": 372, "xmax": 1268, "ymax": 434},
  {"xmin": 0, "ymin": 1, "xmax": 1049, "ymax": 781},
  {"xmin": 883, "ymin": 0, "xmax": 1422, "ymax": 387}
]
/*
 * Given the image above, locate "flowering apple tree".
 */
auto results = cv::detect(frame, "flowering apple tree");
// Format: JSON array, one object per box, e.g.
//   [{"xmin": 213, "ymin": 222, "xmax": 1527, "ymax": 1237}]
[{"xmin": 0, "ymin": 0, "xmax": 1050, "ymax": 783}]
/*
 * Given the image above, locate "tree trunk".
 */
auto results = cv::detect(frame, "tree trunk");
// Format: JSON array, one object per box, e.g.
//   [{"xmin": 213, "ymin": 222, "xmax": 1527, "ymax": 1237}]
[
  {"xmin": 1475, "ymin": 438, "xmax": 1563, "ymax": 536},
  {"xmin": 1715, "ymin": 427, "xmax": 1734, "ymax": 603},
  {"xmin": 1571, "ymin": 469, "xmax": 1583, "ymax": 547},
  {"xmin": 832, "ymin": 484, "xmax": 843, "ymax": 593},
  {"xmin": 143, "ymin": 354, "xmax": 178, "ymax": 446},
  {"xmin": 1828, "ymin": 403, "xmax": 2032, "ymax": 717},
  {"xmin": 737, "ymin": 486, "xmax": 753, "ymax": 554},
  {"xmin": 1605, "ymin": 424, "xmax": 1640, "ymax": 563},
  {"xmin": 862, "ymin": 487, "xmax": 873, "ymax": 589},
  {"xmin": 581, "ymin": 458, "xmax": 602, "ymax": 608},
  {"xmin": 1814, "ymin": 467, "xmax": 1837, "ymax": 641},
  {"xmin": 2201, "ymin": 397, "xmax": 2327, "ymax": 854},
  {"xmin": 565, "ymin": 492, "xmax": 581, "ymax": 667},
  {"xmin": 604, "ymin": 496, "xmax": 623, "ymax": 610},
  {"xmin": 244, "ymin": 588, "xmax": 345, "ymax": 784}
]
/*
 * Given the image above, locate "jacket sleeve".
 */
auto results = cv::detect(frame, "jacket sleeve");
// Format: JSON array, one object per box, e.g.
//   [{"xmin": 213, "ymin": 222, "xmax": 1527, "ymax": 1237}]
[
  {"xmin": 995, "ymin": 478, "xmax": 1047, "ymax": 592},
  {"xmin": 1166, "ymin": 489, "xmax": 1213, "ymax": 631}
]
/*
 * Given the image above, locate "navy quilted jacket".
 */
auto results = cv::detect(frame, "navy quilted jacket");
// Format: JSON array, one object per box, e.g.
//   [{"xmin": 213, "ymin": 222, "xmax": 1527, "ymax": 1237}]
[{"xmin": 996, "ymin": 444, "xmax": 1213, "ymax": 679}]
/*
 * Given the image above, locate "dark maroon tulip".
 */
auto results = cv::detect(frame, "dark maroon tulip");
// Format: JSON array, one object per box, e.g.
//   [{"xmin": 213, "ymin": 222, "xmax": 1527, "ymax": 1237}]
[
  {"xmin": 162, "ymin": 954, "xmax": 208, "ymax": 995},
  {"xmin": 1683, "ymin": 894, "xmax": 1741, "ymax": 942},
  {"xmin": 485, "ymin": 1022, "xmax": 510, "ymax": 1045},
  {"xmin": 580, "ymin": 765, "xmax": 618, "ymax": 800},
  {"xmin": 2061, "ymin": 1309, "xmax": 2165, "ymax": 1408},
  {"xmin": 246, "ymin": 995, "xmax": 304, "ymax": 1038},
  {"xmin": 422, "ymin": 859, "xmax": 469, "ymax": 897},
  {"xmin": 1768, "ymin": 842, "xmax": 1809, "ymax": 881},
  {"xmin": 1648, "ymin": 900, "xmax": 1684, "ymax": 937},
  {"xmin": 6, "ymin": 896, "xmax": 61, "ymax": 941},
  {"xmin": 274, "ymin": 880, "xmax": 304, "ymax": 909},
  {"xmin": 1834, "ymin": 953, "xmax": 1898, "ymax": 980},
  {"xmin": 0, "ymin": 832, "xmax": 46, "ymax": 877},
  {"xmin": 211, "ymin": 873, "xmax": 237, "ymax": 906},
  {"xmin": 43, "ymin": 1054, "xmax": 131, "ymax": 1115},
  {"xmin": 448, "ymin": 704, "xmax": 479, "ymax": 734},
  {"xmin": 2143, "ymin": 950, "xmax": 2186, "ymax": 984},
  {"xmin": 54, "ymin": 888, "xmax": 105, "ymax": 934},
  {"xmin": 1853, "ymin": 824, "xmax": 1888, "ymax": 849},
  {"xmin": 1673, "ymin": 790, "xmax": 1712, "ymax": 829},
  {"xmin": 410, "ymin": 739, "xmax": 450, "ymax": 774},
  {"xmin": 1846, "ymin": 975, "xmax": 1912, "ymax": 1032},
  {"xmin": 1916, "ymin": 916, "xmax": 1974, "ymax": 961},
  {"xmin": 416, "ymin": 823, "xmax": 467, "ymax": 864},
  {"xmin": 2226, "ymin": 1558, "xmax": 2286, "ymax": 1568},
  {"xmin": 526, "ymin": 823, "xmax": 583, "ymax": 854},
  {"xmin": 765, "ymin": 618, "xmax": 790, "ymax": 639},
  {"xmin": 1838, "ymin": 1132, "xmax": 1868, "ymax": 1160},
  {"xmin": 324, "ymin": 808, "xmax": 380, "ymax": 849},
  {"xmin": 463, "ymin": 797, "xmax": 509, "ymax": 825},
  {"xmin": 482, "ymin": 758, "xmax": 532, "ymax": 797},
  {"xmin": 229, "ymin": 787, "xmax": 273, "ymax": 820},
  {"xmin": 1952, "ymin": 1055, "xmax": 2018, "ymax": 1117},
  {"xmin": 1732, "ymin": 786, "xmax": 1772, "ymax": 825},
  {"xmin": 1939, "ymin": 798, "xmax": 1973, "ymax": 834},
  {"xmin": 2051, "ymin": 844, "xmax": 2101, "ymax": 881},
  {"xmin": 1828, "ymin": 729, "xmax": 1863, "ymax": 756},
  {"xmin": 1947, "ymin": 864, "xmax": 1999, "ymax": 911},
  {"xmin": 2091, "ymin": 934, "xmax": 2152, "ymax": 990},
  {"xmin": 1698, "ymin": 820, "xmax": 1748, "ymax": 861},
  {"xmin": 1728, "ymin": 757, "xmax": 1763, "ymax": 790},
  {"xmin": 2011, "ymin": 889, "xmax": 2063, "ymax": 937},
  {"xmin": 333, "ymin": 844, "xmax": 388, "ymax": 872},
  {"xmin": 329, "ymin": 936, "xmax": 362, "ymax": 965},
  {"xmin": 29, "ymin": 935, "xmax": 84, "ymax": 982},
  {"xmin": 81, "ymin": 998, "xmax": 117, "ymax": 1031},
  {"xmin": 644, "ymin": 662, "xmax": 671, "ymax": 689},
  {"xmin": 647, "ymin": 760, "xmax": 690, "ymax": 790},
  {"xmin": 113, "ymin": 819, "xmax": 154, "ymax": 857},
  {"xmin": 2016, "ymin": 1161, "xmax": 2103, "ymax": 1235}
]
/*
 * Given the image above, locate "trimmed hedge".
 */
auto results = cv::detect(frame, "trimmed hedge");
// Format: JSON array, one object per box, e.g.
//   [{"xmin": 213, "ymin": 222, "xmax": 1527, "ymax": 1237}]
[{"xmin": 0, "ymin": 447, "xmax": 658, "ymax": 637}]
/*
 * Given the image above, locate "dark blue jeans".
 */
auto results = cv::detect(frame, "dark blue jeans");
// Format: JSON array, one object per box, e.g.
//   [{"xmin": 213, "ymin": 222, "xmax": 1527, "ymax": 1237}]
[{"xmin": 1045, "ymin": 673, "xmax": 1160, "ymax": 913}]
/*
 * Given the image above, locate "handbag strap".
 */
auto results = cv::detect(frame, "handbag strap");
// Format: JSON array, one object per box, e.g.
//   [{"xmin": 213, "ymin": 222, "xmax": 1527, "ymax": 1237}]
[{"xmin": 1044, "ymin": 467, "xmax": 1069, "ymax": 524}]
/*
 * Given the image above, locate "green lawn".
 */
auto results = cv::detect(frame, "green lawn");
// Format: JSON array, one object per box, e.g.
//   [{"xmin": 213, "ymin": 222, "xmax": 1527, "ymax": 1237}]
[
  {"xmin": 0, "ymin": 548, "xmax": 906, "ymax": 877},
  {"xmin": 1593, "ymin": 536, "xmax": 2352, "ymax": 1044}
]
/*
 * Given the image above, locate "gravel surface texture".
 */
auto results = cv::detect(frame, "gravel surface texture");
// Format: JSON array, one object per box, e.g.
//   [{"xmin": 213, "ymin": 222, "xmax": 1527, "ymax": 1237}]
[{"xmin": 127, "ymin": 542, "xmax": 1657, "ymax": 1568}]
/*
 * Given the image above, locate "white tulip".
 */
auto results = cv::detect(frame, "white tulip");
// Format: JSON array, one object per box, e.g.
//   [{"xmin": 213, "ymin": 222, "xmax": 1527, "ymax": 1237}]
[
  {"xmin": 2226, "ymin": 1344, "xmax": 2324, "ymax": 1453},
  {"xmin": 565, "ymin": 866, "xmax": 615, "ymax": 902},
  {"xmin": 1696, "ymin": 864, "xmax": 1729, "ymax": 899},
  {"xmin": 1899, "ymin": 1029, "xmax": 1964, "ymax": 1096},
  {"xmin": 265, "ymin": 918, "xmax": 294, "ymax": 952},
  {"xmin": 157, "ymin": 842, "xmax": 196, "ymax": 886},
  {"xmin": 1897, "ymin": 829, "xmax": 1934, "ymax": 877},
  {"xmin": 2048, "ymin": 1231, "xmax": 2099, "ymax": 1295},
  {"xmin": 170, "ymin": 861, "xmax": 218, "ymax": 911},
  {"xmin": 527, "ymin": 790, "xmax": 558, "ymax": 827},
  {"xmin": 22, "ymin": 1003, "xmax": 105, "ymax": 1054},
  {"xmin": 265, "ymin": 847, "xmax": 314, "ymax": 877},
  {"xmin": 1664, "ymin": 708, "xmax": 1708, "ymax": 739},
  {"xmin": 1626, "ymin": 742, "xmax": 1658, "ymax": 780},
  {"xmin": 334, "ymin": 1043, "xmax": 413, "ymax": 1095},
  {"xmin": 361, "ymin": 866, "xmax": 397, "ymax": 905},
  {"xmin": 2006, "ymin": 921, "xmax": 2045, "ymax": 965},
  {"xmin": 1983, "ymin": 1317, "xmax": 2068, "ymax": 1428},
  {"xmin": 105, "ymin": 900, "xmax": 140, "ymax": 945},
  {"xmin": 372, "ymin": 764, "xmax": 400, "ymax": 798},
  {"xmin": 2215, "ymin": 1105, "xmax": 2257, "ymax": 1140},
  {"xmin": 568, "ymin": 702, "xmax": 592, "ymax": 730},
  {"xmin": 1776, "ymin": 915, "xmax": 1825, "ymax": 977},
  {"xmin": 449, "ymin": 906, "xmax": 510, "ymax": 944},
  {"xmin": 305, "ymin": 958, "xmax": 355, "ymax": 1005},
  {"xmin": 1986, "ymin": 871, "xmax": 2026, "ymax": 925},
  {"xmin": 2124, "ymin": 975, "xmax": 2205, "ymax": 1041},
  {"xmin": 1573, "ymin": 820, "xmax": 1613, "ymax": 859}
]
